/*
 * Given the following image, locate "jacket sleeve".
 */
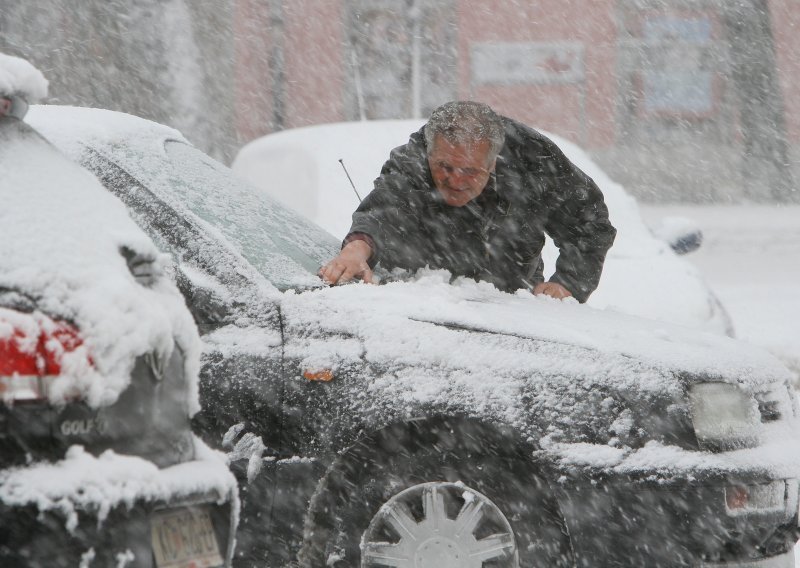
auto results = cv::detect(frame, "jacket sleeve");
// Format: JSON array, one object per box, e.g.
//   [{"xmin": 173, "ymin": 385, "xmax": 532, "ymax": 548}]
[
  {"xmin": 347, "ymin": 175, "xmax": 408, "ymax": 267},
  {"xmin": 542, "ymin": 144, "xmax": 617, "ymax": 303},
  {"xmin": 346, "ymin": 130, "xmax": 430, "ymax": 268}
]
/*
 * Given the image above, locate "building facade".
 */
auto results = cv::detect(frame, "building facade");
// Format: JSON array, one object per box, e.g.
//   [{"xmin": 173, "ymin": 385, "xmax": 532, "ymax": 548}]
[{"xmin": 233, "ymin": 0, "xmax": 799, "ymax": 202}]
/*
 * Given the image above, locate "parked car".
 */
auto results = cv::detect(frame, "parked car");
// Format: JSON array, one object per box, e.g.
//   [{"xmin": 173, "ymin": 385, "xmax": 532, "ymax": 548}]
[
  {"xmin": 0, "ymin": 54, "xmax": 237, "ymax": 567},
  {"xmin": 28, "ymin": 104, "xmax": 800, "ymax": 568},
  {"xmin": 232, "ymin": 119, "xmax": 734, "ymax": 336}
]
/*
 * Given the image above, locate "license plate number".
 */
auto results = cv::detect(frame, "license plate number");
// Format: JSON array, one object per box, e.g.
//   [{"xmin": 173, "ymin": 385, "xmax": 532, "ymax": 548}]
[{"xmin": 151, "ymin": 506, "xmax": 224, "ymax": 568}]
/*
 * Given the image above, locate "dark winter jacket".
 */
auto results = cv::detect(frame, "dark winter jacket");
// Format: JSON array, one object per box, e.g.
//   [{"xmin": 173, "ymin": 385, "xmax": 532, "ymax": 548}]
[{"xmin": 347, "ymin": 118, "xmax": 617, "ymax": 303}]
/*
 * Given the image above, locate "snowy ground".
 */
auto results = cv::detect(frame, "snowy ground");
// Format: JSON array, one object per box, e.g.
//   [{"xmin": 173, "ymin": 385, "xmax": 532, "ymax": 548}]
[{"xmin": 641, "ymin": 204, "xmax": 800, "ymax": 383}]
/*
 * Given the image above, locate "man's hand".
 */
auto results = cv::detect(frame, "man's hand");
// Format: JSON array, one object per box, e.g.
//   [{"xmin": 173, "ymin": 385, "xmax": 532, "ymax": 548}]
[
  {"xmin": 319, "ymin": 240, "xmax": 374, "ymax": 285},
  {"xmin": 533, "ymin": 282, "xmax": 573, "ymax": 300}
]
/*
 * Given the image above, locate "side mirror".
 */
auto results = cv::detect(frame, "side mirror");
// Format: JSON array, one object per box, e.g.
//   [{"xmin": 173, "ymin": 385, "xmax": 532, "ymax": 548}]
[{"xmin": 652, "ymin": 216, "xmax": 703, "ymax": 256}]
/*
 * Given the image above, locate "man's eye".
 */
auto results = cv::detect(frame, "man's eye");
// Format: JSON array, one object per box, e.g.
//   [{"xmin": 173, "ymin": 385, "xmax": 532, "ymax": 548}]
[{"xmin": 436, "ymin": 161, "xmax": 486, "ymax": 177}]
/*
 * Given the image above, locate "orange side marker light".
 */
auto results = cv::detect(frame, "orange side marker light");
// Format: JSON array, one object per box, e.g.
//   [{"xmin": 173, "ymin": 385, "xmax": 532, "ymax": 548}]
[{"xmin": 303, "ymin": 369, "xmax": 334, "ymax": 382}]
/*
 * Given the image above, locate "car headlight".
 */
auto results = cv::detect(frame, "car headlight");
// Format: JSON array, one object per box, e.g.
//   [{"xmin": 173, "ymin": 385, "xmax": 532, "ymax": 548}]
[{"xmin": 688, "ymin": 382, "xmax": 760, "ymax": 450}]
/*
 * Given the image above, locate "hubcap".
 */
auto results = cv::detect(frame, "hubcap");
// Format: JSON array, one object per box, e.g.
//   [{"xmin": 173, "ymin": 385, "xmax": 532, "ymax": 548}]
[{"xmin": 361, "ymin": 482, "xmax": 518, "ymax": 568}]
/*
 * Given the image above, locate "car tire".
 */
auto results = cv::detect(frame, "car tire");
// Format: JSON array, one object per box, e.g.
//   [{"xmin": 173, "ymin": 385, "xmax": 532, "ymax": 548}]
[{"xmin": 297, "ymin": 417, "xmax": 573, "ymax": 567}]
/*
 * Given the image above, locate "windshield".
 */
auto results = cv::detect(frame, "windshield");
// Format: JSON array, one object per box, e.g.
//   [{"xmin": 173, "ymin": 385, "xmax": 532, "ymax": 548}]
[{"xmin": 163, "ymin": 140, "xmax": 339, "ymax": 290}]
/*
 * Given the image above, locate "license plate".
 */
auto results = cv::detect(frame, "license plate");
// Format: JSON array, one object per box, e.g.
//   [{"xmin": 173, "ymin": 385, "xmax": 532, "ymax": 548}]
[{"xmin": 151, "ymin": 506, "xmax": 224, "ymax": 568}]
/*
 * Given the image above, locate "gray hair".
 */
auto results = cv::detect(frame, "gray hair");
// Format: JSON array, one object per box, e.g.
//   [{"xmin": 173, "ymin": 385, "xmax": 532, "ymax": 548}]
[{"xmin": 424, "ymin": 101, "xmax": 506, "ymax": 160}]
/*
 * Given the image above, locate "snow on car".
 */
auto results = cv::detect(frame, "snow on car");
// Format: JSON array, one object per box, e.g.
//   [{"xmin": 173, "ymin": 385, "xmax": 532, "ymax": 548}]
[
  {"xmin": 0, "ymin": 53, "xmax": 237, "ymax": 567},
  {"xmin": 28, "ymin": 104, "xmax": 800, "ymax": 567},
  {"xmin": 232, "ymin": 119, "xmax": 734, "ymax": 336}
]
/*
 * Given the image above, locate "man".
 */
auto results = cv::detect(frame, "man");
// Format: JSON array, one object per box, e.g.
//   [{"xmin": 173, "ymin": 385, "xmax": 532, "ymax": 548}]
[{"xmin": 319, "ymin": 101, "xmax": 616, "ymax": 303}]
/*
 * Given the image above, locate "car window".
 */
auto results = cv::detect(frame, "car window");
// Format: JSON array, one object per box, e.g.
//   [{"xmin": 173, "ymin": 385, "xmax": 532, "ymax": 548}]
[{"xmin": 163, "ymin": 141, "xmax": 339, "ymax": 291}]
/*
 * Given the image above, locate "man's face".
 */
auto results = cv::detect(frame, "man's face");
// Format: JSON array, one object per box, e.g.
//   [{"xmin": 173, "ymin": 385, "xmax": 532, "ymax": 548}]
[{"xmin": 428, "ymin": 135, "xmax": 495, "ymax": 207}]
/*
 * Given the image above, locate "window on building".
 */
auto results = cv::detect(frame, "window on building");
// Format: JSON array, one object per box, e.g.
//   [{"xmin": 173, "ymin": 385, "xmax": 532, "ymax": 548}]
[
  {"xmin": 345, "ymin": 0, "xmax": 456, "ymax": 120},
  {"xmin": 637, "ymin": 14, "xmax": 719, "ymax": 119}
]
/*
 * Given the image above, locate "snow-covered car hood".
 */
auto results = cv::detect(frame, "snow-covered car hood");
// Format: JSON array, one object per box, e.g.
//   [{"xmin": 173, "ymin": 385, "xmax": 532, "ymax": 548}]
[
  {"xmin": 282, "ymin": 272, "xmax": 788, "ymax": 390},
  {"xmin": 281, "ymin": 273, "xmax": 800, "ymax": 477}
]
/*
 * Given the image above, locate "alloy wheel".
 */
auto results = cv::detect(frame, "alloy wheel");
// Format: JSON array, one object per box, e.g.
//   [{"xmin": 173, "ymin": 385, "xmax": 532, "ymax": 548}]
[{"xmin": 361, "ymin": 481, "xmax": 518, "ymax": 568}]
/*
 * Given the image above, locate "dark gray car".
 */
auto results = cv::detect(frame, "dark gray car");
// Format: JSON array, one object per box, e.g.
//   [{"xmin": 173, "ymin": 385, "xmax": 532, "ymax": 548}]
[{"xmin": 29, "ymin": 105, "xmax": 800, "ymax": 568}]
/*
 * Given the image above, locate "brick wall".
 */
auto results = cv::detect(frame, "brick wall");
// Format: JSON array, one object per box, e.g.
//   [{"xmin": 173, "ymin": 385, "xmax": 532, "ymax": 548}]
[{"xmin": 455, "ymin": 0, "xmax": 616, "ymax": 148}]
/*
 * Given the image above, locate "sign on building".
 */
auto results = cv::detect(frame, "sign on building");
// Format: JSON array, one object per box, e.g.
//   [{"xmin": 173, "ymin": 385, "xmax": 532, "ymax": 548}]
[{"xmin": 471, "ymin": 42, "xmax": 585, "ymax": 86}]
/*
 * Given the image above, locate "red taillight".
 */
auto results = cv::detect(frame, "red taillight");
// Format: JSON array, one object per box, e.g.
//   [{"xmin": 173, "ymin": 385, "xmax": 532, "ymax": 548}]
[
  {"xmin": 0, "ymin": 309, "xmax": 87, "ymax": 403},
  {"xmin": 0, "ymin": 329, "xmax": 40, "ymax": 376}
]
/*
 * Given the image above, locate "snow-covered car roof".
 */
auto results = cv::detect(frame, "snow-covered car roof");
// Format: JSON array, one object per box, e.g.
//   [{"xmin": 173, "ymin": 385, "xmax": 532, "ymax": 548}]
[
  {"xmin": 232, "ymin": 120, "xmax": 732, "ymax": 335},
  {"xmin": 28, "ymin": 102, "xmax": 188, "ymax": 152},
  {"xmin": 0, "ymin": 112, "xmax": 201, "ymax": 411}
]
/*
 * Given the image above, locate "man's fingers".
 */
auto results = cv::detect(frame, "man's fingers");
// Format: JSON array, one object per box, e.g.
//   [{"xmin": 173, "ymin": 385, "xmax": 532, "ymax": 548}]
[
  {"xmin": 339, "ymin": 265, "xmax": 358, "ymax": 283},
  {"xmin": 319, "ymin": 261, "xmax": 345, "ymax": 285},
  {"xmin": 321, "ymin": 242, "xmax": 375, "ymax": 286},
  {"xmin": 319, "ymin": 259, "xmax": 373, "ymax": 285},
  {"xmin": 362, "ymin": 266, "xmax": 374, "ymax": 284},
  {"xmin": 533, "ymin": 282, "xmax": 573, "ymax": 300},
  {"xmin": 340, "ymin": 262, "xmax": 373, "ymax": 284}
]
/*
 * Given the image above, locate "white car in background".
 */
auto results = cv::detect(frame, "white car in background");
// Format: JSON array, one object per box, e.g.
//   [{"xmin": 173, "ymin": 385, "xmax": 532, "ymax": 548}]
[{"xmin": 233, "ymin": 120, "xmax": 734, "ymax": 336}]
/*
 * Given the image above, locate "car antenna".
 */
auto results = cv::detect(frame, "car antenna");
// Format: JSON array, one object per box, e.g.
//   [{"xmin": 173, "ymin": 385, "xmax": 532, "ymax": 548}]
[{"xmin": 338, "ymin": 159, "xmax": 363, "ymax": 203}]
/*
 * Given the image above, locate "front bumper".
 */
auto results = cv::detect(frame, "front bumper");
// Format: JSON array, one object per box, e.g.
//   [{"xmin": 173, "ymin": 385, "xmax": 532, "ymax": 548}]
[
  {"xmin": 558, "ymin": 475, "xmax": 799, "ymax": 567},
  {"xmin": 701, "ymin": 548, "xmax": 795, "ymax": 567}
]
